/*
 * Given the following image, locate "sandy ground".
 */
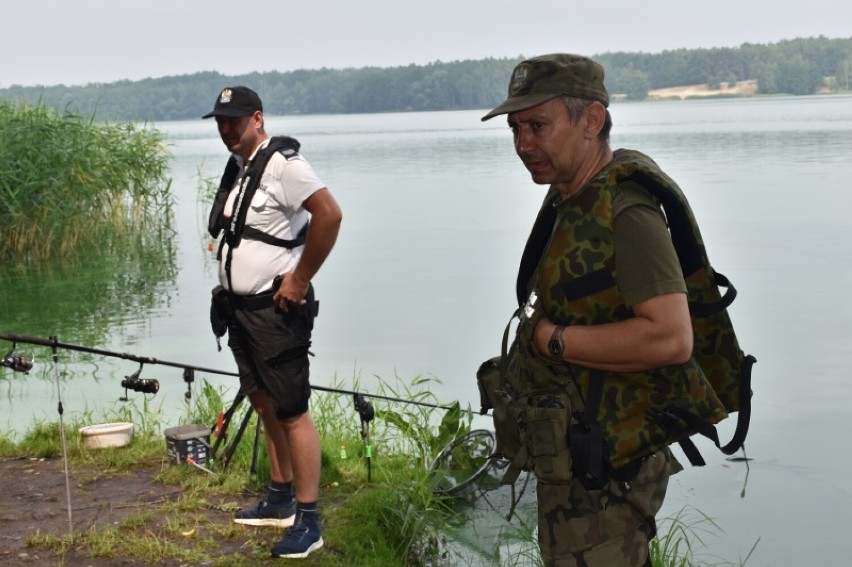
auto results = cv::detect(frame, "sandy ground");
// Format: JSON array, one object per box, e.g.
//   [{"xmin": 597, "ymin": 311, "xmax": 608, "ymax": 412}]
[{"xmin": 646, "ymin": 80, "xmax": 759, "ymax": 100}]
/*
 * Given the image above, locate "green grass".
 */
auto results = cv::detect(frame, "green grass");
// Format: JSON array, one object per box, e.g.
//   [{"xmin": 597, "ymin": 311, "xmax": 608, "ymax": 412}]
[
  {"xmin": 651, "ymin": 505, "xmax": 758, "ymax": 567},
  {"xmin": 0, "ymin": 100, "xmax": 174, "ymax": 264},
  {"xmin": 0, "ymin": 375, "xmax": 475, "ymax": 566}
]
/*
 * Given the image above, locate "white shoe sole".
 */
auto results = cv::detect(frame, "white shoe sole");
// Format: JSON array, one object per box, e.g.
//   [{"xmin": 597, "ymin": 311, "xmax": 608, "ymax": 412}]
[
  {"xmin": 272, "ymin": 536, "xmax": 324, "ymax": 558},
  {"xmin": 233, "ymin": 515, "xmax": 295, "ymax": 528}
]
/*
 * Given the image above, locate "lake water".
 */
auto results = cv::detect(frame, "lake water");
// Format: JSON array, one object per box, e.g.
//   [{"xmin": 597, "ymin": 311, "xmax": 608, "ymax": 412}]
[{"xmin": 3, "ymin": 95, "xmax": 852, "ymax": 566}]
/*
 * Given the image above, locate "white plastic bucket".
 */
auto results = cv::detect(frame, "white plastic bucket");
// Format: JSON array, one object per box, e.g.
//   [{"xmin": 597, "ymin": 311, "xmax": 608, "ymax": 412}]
[{"xmin": 79, "ymin": 422, "xmax": 134, "ymax": 449}]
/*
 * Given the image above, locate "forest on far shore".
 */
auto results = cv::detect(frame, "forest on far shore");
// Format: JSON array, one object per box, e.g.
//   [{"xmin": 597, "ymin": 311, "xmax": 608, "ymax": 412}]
[{"xmin": 1, "ymin": 36, "xmax": 850, "ymax": 122}]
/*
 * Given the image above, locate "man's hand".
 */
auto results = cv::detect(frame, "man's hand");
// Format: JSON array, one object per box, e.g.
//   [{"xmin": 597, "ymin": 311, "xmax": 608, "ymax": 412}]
[
  {"xmin": 273, "ymin": 272, "xmax": 309, "ymax": 311},
  {"xmin": 271, "ymin": 187, "xmax": 342, "ymax": 312}
]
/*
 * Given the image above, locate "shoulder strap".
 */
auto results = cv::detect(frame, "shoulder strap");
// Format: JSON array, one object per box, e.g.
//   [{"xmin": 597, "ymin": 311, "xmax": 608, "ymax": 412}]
[
  {"xmin": 516, "ymin": 191, "xmax": 560, "ymax": 306},
  {"xmin": 226, "ymin": 137, "xmax": 301, "ymax": 249},
  {"xmin": 208, "ymin": 156, "xmax": 240, "ymax": 238},
  {"xmin": 623, "ymin": 171, "xmax": 702, "ymax": 276}
]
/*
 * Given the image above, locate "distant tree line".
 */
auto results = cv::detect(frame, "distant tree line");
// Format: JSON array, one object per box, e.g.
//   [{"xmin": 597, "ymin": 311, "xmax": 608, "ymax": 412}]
[
  {"xmin": 1, "ymin": 36, "xmax": 849, "ymax": 122},
  {"xmin": 597, "ymin": 36, "xmax": 852, "ymax": 100}
]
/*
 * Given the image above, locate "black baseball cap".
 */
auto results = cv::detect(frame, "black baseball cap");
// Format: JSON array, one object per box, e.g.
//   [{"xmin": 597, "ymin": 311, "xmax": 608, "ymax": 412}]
[{"xmin": 202, "ymin": 86, "xmax": 263, "ymax": 119}]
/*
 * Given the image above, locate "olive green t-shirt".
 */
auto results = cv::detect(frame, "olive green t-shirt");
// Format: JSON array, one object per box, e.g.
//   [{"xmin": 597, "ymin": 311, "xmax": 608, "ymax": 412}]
[{"xmin": 612, "ymin": 180, "xmax": 687, "ymax": 308}]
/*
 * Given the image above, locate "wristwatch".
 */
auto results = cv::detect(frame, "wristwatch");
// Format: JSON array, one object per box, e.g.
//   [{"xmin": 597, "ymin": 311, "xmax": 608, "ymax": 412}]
[{"xmin": 547, "ymin": 325, "xmax": 565, "ymax": 360}]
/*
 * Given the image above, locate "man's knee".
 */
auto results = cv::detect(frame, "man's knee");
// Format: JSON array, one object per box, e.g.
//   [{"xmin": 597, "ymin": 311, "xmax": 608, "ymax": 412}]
[{"xmin": 279, "ymin": 410, "xmax": 311, "ymax": 429}]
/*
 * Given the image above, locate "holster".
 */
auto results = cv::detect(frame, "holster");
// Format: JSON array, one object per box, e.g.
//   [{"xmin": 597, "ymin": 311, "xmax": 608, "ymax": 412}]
[{"xmin": 210, "ymin": 285, "xmax": 233, "ymax": 350}]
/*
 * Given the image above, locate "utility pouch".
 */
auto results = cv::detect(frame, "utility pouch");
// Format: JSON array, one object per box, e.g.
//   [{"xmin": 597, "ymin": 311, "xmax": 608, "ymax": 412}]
[
  {"xmin": 526, "ymin": 393, "xmax": 573, "ymax": 484},
  {"xmin": 210, "ymin": 285, "xmax": 232, "ymax": 350},
  {"xmin": 569, "ymin": 418, "xmax": 643, "ymax": 489},
  {"xmin": 476, "ymin": 356, "xmax": 502, "ymax": 415},
  {"xmin": 476, "ymin": 355, "xmax": 526, "ymax": 467},
  {"xmin": 569, "ymin": 419, "xmax": 611, "ymax": 489},
  {"xmin": 482, "ymin": 298, "xmax": 580, "ymax": 484},
  {"xmin": 491, "ymin": 386, "xmax": 524, "ymax": 462}
]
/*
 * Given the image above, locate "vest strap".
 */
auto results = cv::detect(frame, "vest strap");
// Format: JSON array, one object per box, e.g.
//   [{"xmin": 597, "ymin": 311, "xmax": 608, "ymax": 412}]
[
  {"xmin": 689, "ymin": 270, "xmax": 737, "ymax": 317},
  {"xmin": 241, "ymin": 223, "xmax": 308, "ymax": 249},
  {"xmin": 516, "ymin": 193, "xmax": 559, "ymax": 306},
  {"xmin": 651, "ymin": 352, "xmax": 755, "ymax": 463}
]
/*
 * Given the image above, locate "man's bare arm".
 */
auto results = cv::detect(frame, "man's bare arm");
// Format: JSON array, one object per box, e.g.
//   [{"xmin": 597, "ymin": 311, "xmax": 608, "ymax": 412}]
[{"xmin": 534, "ymin": 292, "xmax": 693, "ymax": 372}]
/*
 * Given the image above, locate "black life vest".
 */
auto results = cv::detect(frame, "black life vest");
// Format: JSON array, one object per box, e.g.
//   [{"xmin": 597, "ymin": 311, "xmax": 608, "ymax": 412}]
[{"xmin": 207, "ymin": 136, "xmax": 308, "ymax": 251}]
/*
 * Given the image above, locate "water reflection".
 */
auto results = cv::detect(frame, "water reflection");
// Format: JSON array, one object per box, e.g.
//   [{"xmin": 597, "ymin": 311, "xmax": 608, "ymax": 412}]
[{"xmin": 0, "ymin": 229, "xmax": 178, "ymax": 386}]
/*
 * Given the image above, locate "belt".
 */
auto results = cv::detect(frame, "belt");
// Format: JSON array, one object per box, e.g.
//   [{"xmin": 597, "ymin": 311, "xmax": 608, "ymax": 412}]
[{"xmin": 228, "ymin": 290, "xmax": 275, "ymax": 311}]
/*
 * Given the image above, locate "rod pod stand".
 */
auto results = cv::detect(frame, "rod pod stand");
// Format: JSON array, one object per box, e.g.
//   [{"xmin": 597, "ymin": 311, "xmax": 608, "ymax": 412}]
[{"xmin": 49, "ymin": 336, "xmax": 74, "ymax": 536}]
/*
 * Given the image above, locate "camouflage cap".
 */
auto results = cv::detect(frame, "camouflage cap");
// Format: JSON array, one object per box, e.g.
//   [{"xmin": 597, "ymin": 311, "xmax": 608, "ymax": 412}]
[{"xmin": 481, "ymin": 53, "xmax": 609, "ymax": 121}]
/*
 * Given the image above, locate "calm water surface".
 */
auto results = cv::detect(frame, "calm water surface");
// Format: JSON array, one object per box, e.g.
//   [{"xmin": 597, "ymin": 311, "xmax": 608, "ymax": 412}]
[{"xmin": 3, "ymin": 95, "xmax": 852, "ymax": 566}]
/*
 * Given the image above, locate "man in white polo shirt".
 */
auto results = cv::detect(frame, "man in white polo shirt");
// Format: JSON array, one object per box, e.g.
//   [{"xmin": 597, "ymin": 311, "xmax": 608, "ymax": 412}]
[{"xmin": 203, "ymin": 85, "xmax": 342, "ymax": 559}]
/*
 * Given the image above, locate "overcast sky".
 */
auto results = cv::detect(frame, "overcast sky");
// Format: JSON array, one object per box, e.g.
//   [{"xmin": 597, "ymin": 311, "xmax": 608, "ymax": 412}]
[{"xmin": 3, "ymin": 0, "xmax": 850, "ymax": 88}]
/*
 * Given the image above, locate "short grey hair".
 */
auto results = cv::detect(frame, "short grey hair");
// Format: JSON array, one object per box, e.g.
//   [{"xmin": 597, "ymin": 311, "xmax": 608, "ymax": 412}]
[{"xmin": 561, "ymin": 95, "xmax": 612, "ymax": 144}]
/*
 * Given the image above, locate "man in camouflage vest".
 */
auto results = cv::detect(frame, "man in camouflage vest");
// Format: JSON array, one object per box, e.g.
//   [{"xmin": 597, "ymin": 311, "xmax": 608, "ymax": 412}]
[{"xmin": 481, "ymin": 54, "xmax": 693, "ymax": 566}]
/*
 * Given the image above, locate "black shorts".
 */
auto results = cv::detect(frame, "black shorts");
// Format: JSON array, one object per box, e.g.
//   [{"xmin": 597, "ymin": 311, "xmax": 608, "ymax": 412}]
[{"xmin": 227, "ymin": 286, "xmax": 316, "ymax": 420}]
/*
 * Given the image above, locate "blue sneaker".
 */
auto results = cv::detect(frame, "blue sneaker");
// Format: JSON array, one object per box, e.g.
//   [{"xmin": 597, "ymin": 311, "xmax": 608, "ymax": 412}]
[
  {"xmin": 234, "ymin": 499, "xmax": 295, "ymax": 528},
  {"xmin": 271, "ymin": 512, "xmax": 323, "ymax": 558}
]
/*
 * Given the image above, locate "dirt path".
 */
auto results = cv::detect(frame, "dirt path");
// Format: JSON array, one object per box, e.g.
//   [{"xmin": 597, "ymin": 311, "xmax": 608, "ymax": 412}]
[{"xmin": 0, "ymin": 456, "xmax": 247, "ymax": 566}]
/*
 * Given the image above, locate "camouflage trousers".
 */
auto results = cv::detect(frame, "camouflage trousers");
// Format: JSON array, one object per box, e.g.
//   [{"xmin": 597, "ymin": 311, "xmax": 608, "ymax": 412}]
[{"xmin": 536, "ymin": 447, "xmax": 682, "ymax": 567}]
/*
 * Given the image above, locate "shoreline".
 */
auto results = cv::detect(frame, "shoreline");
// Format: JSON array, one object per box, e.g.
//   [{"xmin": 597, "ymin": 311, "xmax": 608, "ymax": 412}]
[
  {"xmin": 610, "ymin": 80, "xmax": 851, "ymax": 102},
  {"xmin": 646, "ymin": 79, "xmax": 760, "ymax": 100}
]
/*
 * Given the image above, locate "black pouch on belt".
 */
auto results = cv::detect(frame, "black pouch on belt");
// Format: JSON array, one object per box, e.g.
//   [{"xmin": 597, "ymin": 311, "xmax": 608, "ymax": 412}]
[
  {"xmin": 210, "ymin": 285, "xmax": 232, "ymax": 350},
  {"xmin": 570, "ymin": 419, "xmax": 611, "ymax": 489}
]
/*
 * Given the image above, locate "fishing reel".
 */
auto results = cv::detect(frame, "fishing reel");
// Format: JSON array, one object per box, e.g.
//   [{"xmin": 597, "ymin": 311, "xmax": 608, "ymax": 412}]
[
  {"xmin": 120, "ymin": 364, "xmax": 159, "ymax": 400},
  {"xmin": 1, "ymin": 343, "xmax": 34, "ymax": 374},
  {"xmin": 2, "ymin": 353, "xmax": 33, "ymax": 373}
]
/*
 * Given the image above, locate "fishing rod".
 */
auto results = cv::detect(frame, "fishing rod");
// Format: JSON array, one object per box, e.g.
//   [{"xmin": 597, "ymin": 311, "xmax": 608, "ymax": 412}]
[
  {"xmin": 2, "ymin": 331, "xmax": 464, "ymax": 486},
  {"xmin": 4, "ymin": 333, "xmax": 502, "ymax": 501},
  {"xmin": 0, "ymin": 333, "xmax": 456, "ymax": 412}
]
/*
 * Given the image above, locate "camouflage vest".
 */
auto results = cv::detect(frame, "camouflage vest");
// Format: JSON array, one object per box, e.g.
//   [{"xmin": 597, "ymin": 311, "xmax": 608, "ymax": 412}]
[{"xmin": 478, "ymin": 149, "xmax": 755, "ymax": 488}]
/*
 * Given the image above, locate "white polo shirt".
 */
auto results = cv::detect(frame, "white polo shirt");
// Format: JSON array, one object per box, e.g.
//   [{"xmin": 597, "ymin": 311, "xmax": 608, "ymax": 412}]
[{"xmin": 218, "ymin": 139, "xmax": 326, "ymax": 294}]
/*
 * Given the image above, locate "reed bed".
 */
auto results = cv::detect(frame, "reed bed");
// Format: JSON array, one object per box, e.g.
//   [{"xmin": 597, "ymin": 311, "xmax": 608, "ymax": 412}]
[{"xmin": 0, "ymin": 100, "xmax": 174, "ymax": 263}]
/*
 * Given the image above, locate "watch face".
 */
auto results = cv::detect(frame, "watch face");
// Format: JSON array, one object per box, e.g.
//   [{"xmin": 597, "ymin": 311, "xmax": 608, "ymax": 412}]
[
  {"xmin": 548, "ymin": 339, "xmax": 561, "ymax": 357},
  {"xmin": 547, "ymin": 326, "xmax": 563, "ymax": 358}
]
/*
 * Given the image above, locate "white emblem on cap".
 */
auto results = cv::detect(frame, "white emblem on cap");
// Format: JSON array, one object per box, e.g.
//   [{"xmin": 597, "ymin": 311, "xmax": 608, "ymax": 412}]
[{"xmin": 219, "ymin": 88, "xmax": 233, "ymax": 104}]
